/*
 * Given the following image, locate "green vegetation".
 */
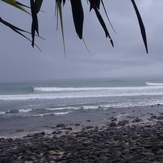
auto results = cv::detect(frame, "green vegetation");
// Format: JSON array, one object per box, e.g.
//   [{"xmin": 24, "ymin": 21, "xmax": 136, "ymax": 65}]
[{"xmin": 0, "ymin": 0, "xmax": 148, "ymax": 53}]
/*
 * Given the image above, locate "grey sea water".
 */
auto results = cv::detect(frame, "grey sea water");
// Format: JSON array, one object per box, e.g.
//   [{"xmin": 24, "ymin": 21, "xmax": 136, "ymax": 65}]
[{"xmin": 1, "ymin": 78, "xmax": 163, "ymax": 137}]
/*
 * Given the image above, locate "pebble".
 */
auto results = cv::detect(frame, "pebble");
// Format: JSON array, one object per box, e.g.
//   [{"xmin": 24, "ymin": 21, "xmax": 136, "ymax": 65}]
[{"xmin": 1, "ymin": 121, "xmax": 163, "ymax": 162}]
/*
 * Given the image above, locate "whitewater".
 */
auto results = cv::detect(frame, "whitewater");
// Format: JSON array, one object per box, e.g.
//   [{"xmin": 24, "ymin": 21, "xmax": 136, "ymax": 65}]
[{"xmin": 1, "ymin": 78, "xmax": 163, "ymax": 137}]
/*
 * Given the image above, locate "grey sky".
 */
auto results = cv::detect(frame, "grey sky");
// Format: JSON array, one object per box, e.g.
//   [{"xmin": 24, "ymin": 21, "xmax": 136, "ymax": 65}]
[{"xmin": 1, "ymin": 0, "xmax": 163, "ymax": 82}]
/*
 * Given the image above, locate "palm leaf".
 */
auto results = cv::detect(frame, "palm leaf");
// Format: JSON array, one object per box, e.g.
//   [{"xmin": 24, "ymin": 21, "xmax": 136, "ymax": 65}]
[
  {"xmin": 0, "ymin": 17, "xmax": 41, "ymax": 51},
  {"xmin": 100, "ymin": 0, "xmax": 116, "ymax": 33},
  {"xmin": 89, "ymin": 0, "xmax": 114, "ymax": 47},
  {"xmin": 35, "ymin": 0, "xmax": 44, "ymax": 13},
  {"xmin": 56, "ymin": 0, "xmax": 66, "ymax": 58},
  {"xmin": 70, "ymin": 0, "xmax": 84, "ymax": 39},
  {"xmin": 30, "ymin": 0, "xmax": 39, "ymax": 47},
  {"xmin": 89, "ymin": 0, "xmax": 100, "ymax": 11},
  {"xmin": 131, "ymin": 0, "xmax": 148, "ymax": 53},
  {"xmin": 1, "ymin": 0, "xmax": 30, "ymax": 14},
  {"xmin": 94, "ymin": 8, "xmax": 114, "ymax": 47}
]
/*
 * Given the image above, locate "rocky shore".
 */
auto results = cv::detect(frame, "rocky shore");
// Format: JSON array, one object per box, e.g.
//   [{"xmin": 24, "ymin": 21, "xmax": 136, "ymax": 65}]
[{"xmin": 1, "ymin": 106, "xmax": 163, "ymax": 163}]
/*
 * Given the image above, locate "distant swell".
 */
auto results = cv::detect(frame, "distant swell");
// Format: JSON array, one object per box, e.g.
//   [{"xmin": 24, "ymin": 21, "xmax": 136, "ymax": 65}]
[
  {"xmin": 1, "ymin": 85, "xmax": 163, "ymax": 101},
  {"xmin": 146, "ymin": 82, "xmax": 163, "ymax": 86},
  {"xmin": 33, "ymin": 87, "xmax": 109, "ymax": 92}
]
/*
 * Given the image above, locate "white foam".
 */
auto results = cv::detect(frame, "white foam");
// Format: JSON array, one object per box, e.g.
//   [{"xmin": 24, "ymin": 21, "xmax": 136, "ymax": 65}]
[
  {"xmin": 54, "ymin": 111, "xmax": 71, "ymax": 115},
  {"xmin": 19, "ymin": 109, "xmax": 32, "ymax": 113},
  {"xmin": 34, "ymin": 87, "xmax": 109, "ymax": 92},
  {"xmin": 82, "ymin": 105, "xmax": 99, "ymax": 110},
  {"xmin": 45, "ymin": 107, "xmax": 79, "ymax": 111},
  {"xmin": 1, "ymin": 85, "xmax": 163, "ymax": 101},
  {"xmin": 32, "ymin": 111, "xmax": 71, "ymax": 117},
  {"xmin": 0, "ymin": 111, "xmax": 5, "ymax": 115},
  {"xmin": 146, "ymin": 82, "xmax": 163, "ymax": 86},
  {"xmin": 32, "ymin": 113, "xmax": 55, "ymax": 117}
]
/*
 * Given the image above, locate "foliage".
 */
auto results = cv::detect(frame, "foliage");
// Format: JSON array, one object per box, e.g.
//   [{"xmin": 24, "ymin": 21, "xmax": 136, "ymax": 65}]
[{"xmin": 0, "ymin": 0, "xmax": 148, "ymax": 53}]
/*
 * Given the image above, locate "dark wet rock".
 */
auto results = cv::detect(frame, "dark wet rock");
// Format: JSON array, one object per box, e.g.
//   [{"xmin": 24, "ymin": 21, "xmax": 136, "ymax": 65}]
[
  {"xmin": 2, "ymin": 120, "xmax": 163, "ymax": 162},
  {"xmin": 65, "ymin": 127, "xmax": 73, "ymax": 130},
  {"xmin": 85, "ymin": 126, "xmax": 94, "ymax": 129},
  {"xmin": 151, "ymin": 115, "xmax": 157, "ymax": 119},
  {"xmin": 56, "ymin": 124, "xmax": 65, "ymax": 128},
  {"xmin": 109, "ymin": 122, "xmax": 117, "ymax": 127},
  {"xmin": 75, "ymin": 123, "xmax": 80, "ymax": 126},
  {"xmin": 118, "ymin": 120, "xmax": 129, "ymax": 126},
  {"xmin": 52, "ymin": 130, "xmax": 63, "ymax": 135},
  {"xmin": 157, "ymin": 116, "xmax": 163, "ymax": 120},
  {"xmin": 11, "ymin": 161, "xmax": 24, "ymax": 163},
  {"xmin": 111, "ymin": 117, "xmax": 117, "ymax": 121},
  {"xmin": 127, "ymin": 115, "xmax": 135, "ymax": 119},
  {"xmin": 132, "ymin": 117, "xmax": 142, "ymax": 123},
  {"xmin": 0, "ymin": 159, "xmax": 13, "ymax": 163}
]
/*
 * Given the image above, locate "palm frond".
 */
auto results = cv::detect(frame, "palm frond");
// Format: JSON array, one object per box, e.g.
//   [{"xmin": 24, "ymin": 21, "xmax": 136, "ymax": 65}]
[
  {"xmin": 56, "ymin": 0, "xmax": 66, "ymax": 57},
  {"xmin": 70, "ymin": 0, "xmax": 84, "ymax": 39},
  {"xmin": 100, "ymin": 0, "xmax": 116, "ymax": 33},
  {"xmin": 1, "ymin": 0, "xmax": 30, "ymax": 14},
  {"xmin": 35, "ymin": 0, "xmax": 44, "ymax": 13},
  {"xmin": 30, "ymin": 0, "xmax": 39, "ymax": 47},
  {"xmin": 1, "ymin": 0, "xmax": 148, "ymax": 53},
  {"xmin": 89, "ymin": 0, "xmax": 114, "ymax": 47},
  {"xmin": 0, "ymin": 17, "xmax": 41, "ymax": 51},
  {"xmin": 131, "ymin": 0, "xmax": 148, "ymax": 53}
]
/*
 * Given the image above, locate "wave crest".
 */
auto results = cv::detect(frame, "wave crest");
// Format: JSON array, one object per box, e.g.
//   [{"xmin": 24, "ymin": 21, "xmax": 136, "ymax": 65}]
[{"xmin": 146, "ymin": 82, "xmax": 163, "ymax": 86}]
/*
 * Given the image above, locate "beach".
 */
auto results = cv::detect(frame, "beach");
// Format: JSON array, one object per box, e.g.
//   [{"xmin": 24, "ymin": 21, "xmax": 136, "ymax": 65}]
[
  {"xmin": 1, "ymin": 79, "xmax": 163, "ymax": 162},
  {"xmin": 1, "ymin": 104, "xmax": 163, "ymax": 163}
]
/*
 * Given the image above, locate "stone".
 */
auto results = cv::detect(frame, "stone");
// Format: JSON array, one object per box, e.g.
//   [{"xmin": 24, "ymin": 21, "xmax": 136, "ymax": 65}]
[
  {"xmin": 110, "ymin": 122, "xmax": 117, "ymax": 127},
  {"xmin": 118, "ymin": 120, "xmax": 129, "ymax": 126},
  {"xmin": 75, "ymin": 123, "xmax": 80, "ymax": 126},
  {"xmin": 56, "ymin": 124, "xmax": 65, "ymax": 127},
  {"xmin": 132, "ymin": 117, "xmax": 142, "ymax": 123}
]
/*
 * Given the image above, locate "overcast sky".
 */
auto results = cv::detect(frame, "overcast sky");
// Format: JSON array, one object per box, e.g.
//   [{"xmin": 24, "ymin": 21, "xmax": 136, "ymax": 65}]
[{"xmin": 1, "ymin": 0, "xmax": 163, "ymax": 83}]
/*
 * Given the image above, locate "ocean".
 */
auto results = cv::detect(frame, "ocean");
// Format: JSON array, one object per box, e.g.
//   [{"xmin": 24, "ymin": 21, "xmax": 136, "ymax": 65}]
[{"xmin": 1, "ymin": 78, "xmax": 163, "ymax": 137}]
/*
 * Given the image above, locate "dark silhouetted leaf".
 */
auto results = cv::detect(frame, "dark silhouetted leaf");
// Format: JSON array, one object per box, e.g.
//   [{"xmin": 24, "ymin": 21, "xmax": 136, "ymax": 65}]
[
  {"xmin": 101, "ymin": 0, "xmax": 116, "ymax": 33},
  {"xmin": 131, "ymin": 0, "xmax": 148, "ymax": 53},
  {"xmin": 30, "ymin": 0, "xmax": 39, "ymax": 47},
  {"xmin": 70, "ymin": 0, "xmax": 84, "ymax": 39},
  {"xmin": 1, "ymin": 0, "xmax": 30, "ymax": 14},
  {"xmin": 94, "ymin": 8, "xmax": 114, "ymax": 47},
  {"xmin": 89, "ymin": 0, "xmax": 100, "ymax": 11},
  {"xmin": 56, "ymin": 0, "xmax": 66, "ymax": 57},
  {"xmin": 35, "ymin": 0, "xmax": 43, "ymax": 13},
  {"xmin": 0, "ymin": 17, "xmax": 41, "ymax": 51}
]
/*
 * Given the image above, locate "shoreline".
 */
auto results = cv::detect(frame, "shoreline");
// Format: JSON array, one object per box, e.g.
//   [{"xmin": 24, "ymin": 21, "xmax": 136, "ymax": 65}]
[
  {"xmin": 1, "ymin": 105, "xmax": 163, "ymax": 162},
  {"xmin": 1, "ymin": 104, "xmax": 163, "ymax": 139}
]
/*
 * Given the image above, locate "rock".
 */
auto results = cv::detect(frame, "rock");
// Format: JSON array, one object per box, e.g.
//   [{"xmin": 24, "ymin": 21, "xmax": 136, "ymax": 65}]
[
  {"xmin": 2, "ymin": 118, "xmax": 163, "ymax": 162},
  {"xmin": 11, "ymin": 161, "xmax": 24, "ymax": 163},
  {"xmin": 41, "ymin": 132, "xmax": 45, "ymax": 135},
  {"xmin": 0, "ymin": 159, "xmax": 13, "ymax": 163},
  {"xmin": 109, "ymin": 122, "xmax": 117, "ymax": 127},
  {"xmin": 65, "ymin": 127, "xmax": 73, "ymax": 130},
  {"xmin": 75, "ymin": 123, "xmax": 80, "ymax": 126},
  {"xmin": 111, "ymin": 117, "xmax": 117, "ymax": 121},
  {"xmin": 151, "ymin": 115, "xmax": 157, "ymax": 119},
  {"xmin": 56, "ymin": 124, "xmax": 65, "ymax": 127},
  {"xmin": 118, "ymin": 120, "xmax": 129, "ymax": 126},
  {"xmin": 157, "ymin": 116, "xmax": 163, "ymax": 120},
  {"xmin": 85, "ymin": 126, "xmax": 94, "ymax": 129},
  {"xmin": 155, "ymin": 155, "xmax": 163, "ymax": 159},
  {"xmin": 140, "ymin": 152, "xmax": 155, "ymax": 156},
  {"xmin": 132, "ymin": 117, "xmax": 142, "ymax": 123}
]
